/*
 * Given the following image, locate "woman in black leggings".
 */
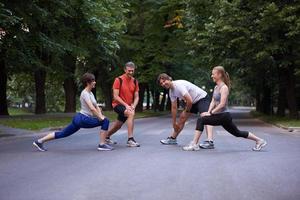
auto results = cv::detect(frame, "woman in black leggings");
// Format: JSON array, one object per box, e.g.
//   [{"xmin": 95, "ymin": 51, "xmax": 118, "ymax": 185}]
[{"xmin": 183, "ymin": 66, "xmax": 267, "ymax": 151}]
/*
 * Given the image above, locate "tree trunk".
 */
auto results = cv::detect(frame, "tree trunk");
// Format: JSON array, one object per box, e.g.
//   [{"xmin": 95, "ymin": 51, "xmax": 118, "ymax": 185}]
[
  {"xmin": 0, "ymin": 57, "xmax": 9, "ymax": 115},
  {"xmin": 146, "ymin": 84, "xmax": 150, "ymax": 110},
  {"xmin": 285, "ymin": 64, "xmax": 298, "ymax": 118},
  {"xmin": 63, "ymin": 54, "xmax": 77, "ymax": 113},
  {"xmin": 277, "ymin": 68, "xmax": 286, "ymax": 116},
  {"xmin": 166, "ymin": 92, "xmax": 171, "ymax": 111},
  {"xmin": 152, "ymin": 90, "xmax": 160, "ymax": 111},
  {"xmin": 63, "ymin": 77, "xmax": 77, "ymax": 112},
  {"xmin": 97, "ymin": 66, "xmax": 113, "ymax": 110},
  {"xmin": 34, "ymin": 69, "xmax": 46, "ymax": 114},
  {"xmin": 159, "ymin": 89, "xmax": 167, "ymax": 111},
  {"xmin": 255, "ymin": 85, "xmax": 262, "ymax": 113},
  {"xmin": 136, "ymin": 82, "xmax": 146, "ymax": 112},
  {"xmin": 261, "ymin": 78, "xmax": 272, "ymax": 115}
]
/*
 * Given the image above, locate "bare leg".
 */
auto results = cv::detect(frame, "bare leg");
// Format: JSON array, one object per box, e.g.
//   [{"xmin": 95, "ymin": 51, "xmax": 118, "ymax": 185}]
[
  {"xmin": 99, "ymin": 131, "xmax": 108, "ymax": 145},
  {"xmin": 247, "ymin": 132, "xmax": 262, "ymax": 143},
  {"xmin": 205, "ymin": 125, "xmax": 213, "ymax": 141},
  {"xmin": 192, "ymin": 130, "xmax": 202, "ymax": 144},
  {"xmin": 107, "ymin": 120, "xmax": 124, "ymax": 137},
  {"xmin": 126, "ymin": 112, "xmax": 135, "ymax": 138},
  {"xmin": 171, "ymin": 112, "xmax": 191, "ymax": 138},
  {"xmin": 38, "ymin": 132, "xmax": 55, "ymax": 143}
]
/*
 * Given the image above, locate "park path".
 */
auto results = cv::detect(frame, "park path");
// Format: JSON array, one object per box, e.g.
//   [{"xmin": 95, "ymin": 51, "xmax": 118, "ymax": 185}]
[{"xmin": 0, "ymin": 108, "xmax": 299, "ymax": 200}]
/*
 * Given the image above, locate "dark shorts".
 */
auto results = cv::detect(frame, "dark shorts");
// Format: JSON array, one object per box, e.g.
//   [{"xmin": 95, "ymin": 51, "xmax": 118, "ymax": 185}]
[
  {"xmin": 113, "ymin": 104, "xmax": 128, "ymax": 123},
  {"xmin": 190, "ymin": 95, "xmax": 210, "ymax": 114}
]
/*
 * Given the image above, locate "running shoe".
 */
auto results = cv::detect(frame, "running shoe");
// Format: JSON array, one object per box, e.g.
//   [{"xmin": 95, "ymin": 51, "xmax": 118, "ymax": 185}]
[
  {"xmin": 199, "ymin": 140, "xmax": 215, "ymax": 149},
  {"xmin": 127, "ymin": 138, "xmax": 140, "ymax": 147},
  {"xmin": 183, "ymin": 141, "xmax": 200, "ymax": 151},
  {"xmin": 252, "ymin": 139, "xmax": 267, "ymax": 151},
  {"xmin": 98, "ymin": 144, "xmax": 114, "ymax": 151},
  {"xmin": 33, "ymin": 141, "xmax": 47, "ymax": 152},
  {"xmin": 160, "ymin": 137, "xmax": 177, "ymax": 145},
  {"xmin": 106, "ymin": 138, "xmax": 117, "ymax": 145}
]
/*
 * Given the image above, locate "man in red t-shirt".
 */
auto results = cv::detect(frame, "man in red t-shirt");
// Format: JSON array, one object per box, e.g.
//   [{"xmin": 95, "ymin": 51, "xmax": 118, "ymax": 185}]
[{"xmin": 106, "ymin": 62, "xmax": 140, "ymax": 147}]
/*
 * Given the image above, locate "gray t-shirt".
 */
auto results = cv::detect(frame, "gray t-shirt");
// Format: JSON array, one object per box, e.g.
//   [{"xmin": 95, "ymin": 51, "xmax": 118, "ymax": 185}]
[
  {"xmin": 169, "ymin": 80, "xmax": 207, "ymax": 104},
  {"xmin": 213, "ymin": 84, "xmax": 228, "ymax": 113},
  {"xmin": 80, "ymin": 90, "xmax": 97, "ymax": 116}
]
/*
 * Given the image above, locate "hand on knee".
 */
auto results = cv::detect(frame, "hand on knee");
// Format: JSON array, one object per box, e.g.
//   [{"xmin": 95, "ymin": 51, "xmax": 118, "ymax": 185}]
[{"xmin": 125, "ymin": 109, "xmax": 135, "ymax": 117}]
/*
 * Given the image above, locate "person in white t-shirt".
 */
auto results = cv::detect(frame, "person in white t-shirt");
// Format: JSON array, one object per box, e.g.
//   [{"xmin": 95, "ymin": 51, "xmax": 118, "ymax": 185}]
[{"xmin": 157, "ymin": 73, "xmax": 214, "ymax": 150}]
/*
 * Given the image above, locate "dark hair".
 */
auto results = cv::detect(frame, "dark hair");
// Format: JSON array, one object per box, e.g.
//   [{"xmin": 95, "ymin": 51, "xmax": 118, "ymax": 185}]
[
  {"xmin": 81, "ymin": 73, "xmax": 95, "ymax": 87},
  {"xmin": 157, "ymin": 73, "xmax": 172, "ymax": 85},
  {"xmin": 124, "ymin": 61, "xmax": 136, "ymax": 69}
]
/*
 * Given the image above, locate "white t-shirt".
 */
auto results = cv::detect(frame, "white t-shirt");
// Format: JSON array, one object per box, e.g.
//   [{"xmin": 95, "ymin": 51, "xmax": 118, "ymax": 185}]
[
  {"xmin": 80, "ymin": 90, "xmax": 97, "ymax": 116},
  {"xmin": 169, "ymin": 80, "xmax": 207, "ymax": 104}
]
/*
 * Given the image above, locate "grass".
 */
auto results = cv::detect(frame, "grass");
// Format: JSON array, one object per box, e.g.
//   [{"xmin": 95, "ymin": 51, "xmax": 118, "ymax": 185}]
[
  {"xmin": 251, "ymin": 111, "xmax": 300, "ymax": 127},
  {"xmin": 8, "ymin": 108, "xmax": 33, "ymax": 116},
  {"xmin": 0, "ymin": 110, "xmax": 168, "ymax": 131}
]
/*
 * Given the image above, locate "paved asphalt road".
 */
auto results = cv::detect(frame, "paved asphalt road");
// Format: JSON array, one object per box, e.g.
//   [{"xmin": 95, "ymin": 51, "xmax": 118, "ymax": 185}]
[{"xmin": 0, "ymin": 108, "xmax": 299, "ymax": 200}]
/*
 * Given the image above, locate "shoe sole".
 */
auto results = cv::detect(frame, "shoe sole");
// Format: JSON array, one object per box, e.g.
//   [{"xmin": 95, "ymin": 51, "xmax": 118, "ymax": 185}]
[
  {"xmin": 105, "ymin": 141, "xmax": 117, "ymax": 145},
  {"xmin": 199, "ymin": 146, "xmax": 215, "ymax": 149},
  {"xmin": 253, "ymin": 141, "xmax": 267, "ymax": 151},
  {"xmin": 127, "ymin": 144, "xmax": 140, "ymax": 147},
  {"xmin": 33, "ymin": 142, "xmax": 46, "ymax": 152},
  {"xmin": 160, "ymin": 141, "xmax": 177, "ymax": 145},
  {"xmin": 97, "ymin": 148, "xmax": 114, "ymax": 151},
  {"xmin": 183, "ymin": 148, "xmax": 200, "ymax": 151}
]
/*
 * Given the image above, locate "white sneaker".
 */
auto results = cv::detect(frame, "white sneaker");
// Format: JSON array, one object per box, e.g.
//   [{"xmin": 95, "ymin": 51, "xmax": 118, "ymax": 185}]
[
  {"xmin": 183, "ymin": 141, "xmax": 200, "ymax": 151},
  {"xmin": 252, "ymin": 139, "xmax": 267, "ymax": 151}
]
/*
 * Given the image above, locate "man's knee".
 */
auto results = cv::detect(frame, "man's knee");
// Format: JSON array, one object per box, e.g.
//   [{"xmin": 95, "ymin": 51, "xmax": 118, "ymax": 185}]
[{"xmin": 125, "ymin": 110, "xmax": 135, "ymax": 118}]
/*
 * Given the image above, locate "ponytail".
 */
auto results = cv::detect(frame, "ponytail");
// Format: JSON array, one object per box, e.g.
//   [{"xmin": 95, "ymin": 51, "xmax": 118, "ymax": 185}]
[
  {"xmin": 213, "ymin": 66, "xmax": 231, "ymax": 89},
  {"xmin": 224, "ymin": 71, "xmax": 231, "ymax": 89}
]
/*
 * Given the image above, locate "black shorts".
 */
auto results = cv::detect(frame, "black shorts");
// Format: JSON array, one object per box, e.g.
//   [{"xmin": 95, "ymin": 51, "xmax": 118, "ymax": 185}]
[
  {"xmin": 113, "ymin": 104, "xmax": 128, "ymax": 123},
  {"xmin": 190, "ymin": 95, "xmax": 210, "ymax": 114}
]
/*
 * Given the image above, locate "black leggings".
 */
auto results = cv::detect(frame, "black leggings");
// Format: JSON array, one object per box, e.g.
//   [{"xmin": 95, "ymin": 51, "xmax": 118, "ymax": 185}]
[{"xmin": 196, "ymin": 112, "xmax": 249, "ymax": 138}]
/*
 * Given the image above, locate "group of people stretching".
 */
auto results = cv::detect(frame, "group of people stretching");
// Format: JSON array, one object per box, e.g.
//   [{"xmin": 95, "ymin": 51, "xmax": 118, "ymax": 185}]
[{"xmin": 33, "ymin": 62, "xmax": 267, "ymax": 152}]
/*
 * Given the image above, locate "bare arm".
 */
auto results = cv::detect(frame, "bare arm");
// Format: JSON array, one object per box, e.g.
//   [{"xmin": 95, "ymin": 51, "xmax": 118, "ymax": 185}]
[
  {"xmin": 113, "ymin": 89, "xmax": 130, "ymax": 109},
  {"xmin": 84, "ymin": 98, "xmax": 105, "ymax": 121},
  {"xmin": 208, "ymin": 98, "xmax": 216, "ymax": 113},
  {"xmin": 211, "ymin": 86, "xmax": 229, "ymax": 114},
  {"xmin": 183, "ymin": 93, "xmax": 193, "ymax": 112},
  {"xmin": 171, "ymin": 101, "xmax": 178, "ymax": 126},
  {"xmin": 131, "ymin": 91, "xmax": 139, "ymax": 109}
]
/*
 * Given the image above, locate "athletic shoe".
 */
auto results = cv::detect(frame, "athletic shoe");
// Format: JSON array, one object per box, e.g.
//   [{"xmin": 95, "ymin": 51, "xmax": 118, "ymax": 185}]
[
  {"xmin": 183, "ymin": 141, "xmax": 200, "ymax": 151},
  {"xmin": 98, "ymin": 144, "xmax": 114, "ymax": 151},
  {"xmin": 199, "ymin": 140, "xmax": 215, "ymax": 149},
  {"xmin": 127, "ymin": 138, "xmax": 140, "ymax": 147},
  {"xmin": 33, "ymin": 141, "xmax": 47, "ymax": 152},
  {"xmin": 160, "ymin": 137, "xmax": 177, "ymax": 145},
  {"xmin": 252, "ymin": 139, "xmax": 267, "ymax": 151},
  {"xmin": 106, "ymin": 138, "xmax": 117, "ymax": 145}
]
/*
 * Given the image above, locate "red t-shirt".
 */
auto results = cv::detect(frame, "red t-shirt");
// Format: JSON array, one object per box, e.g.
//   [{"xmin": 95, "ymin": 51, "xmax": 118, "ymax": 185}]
[{"xmin": 112, "ymin": 74, "xmax": 139, "ymax": 108}]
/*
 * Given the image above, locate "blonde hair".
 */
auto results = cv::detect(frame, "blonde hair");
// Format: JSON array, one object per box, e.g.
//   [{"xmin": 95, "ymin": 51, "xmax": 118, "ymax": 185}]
[{"xmin": 213, "ymin": 66, "xmax": 231, "ymax": 88}]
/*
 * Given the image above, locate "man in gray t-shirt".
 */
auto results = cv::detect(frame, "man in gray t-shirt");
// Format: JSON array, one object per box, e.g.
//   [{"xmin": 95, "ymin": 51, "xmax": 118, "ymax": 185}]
[{"xmin": 157, "ymin": 73, "xmax": 214, "ymax": 148}]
